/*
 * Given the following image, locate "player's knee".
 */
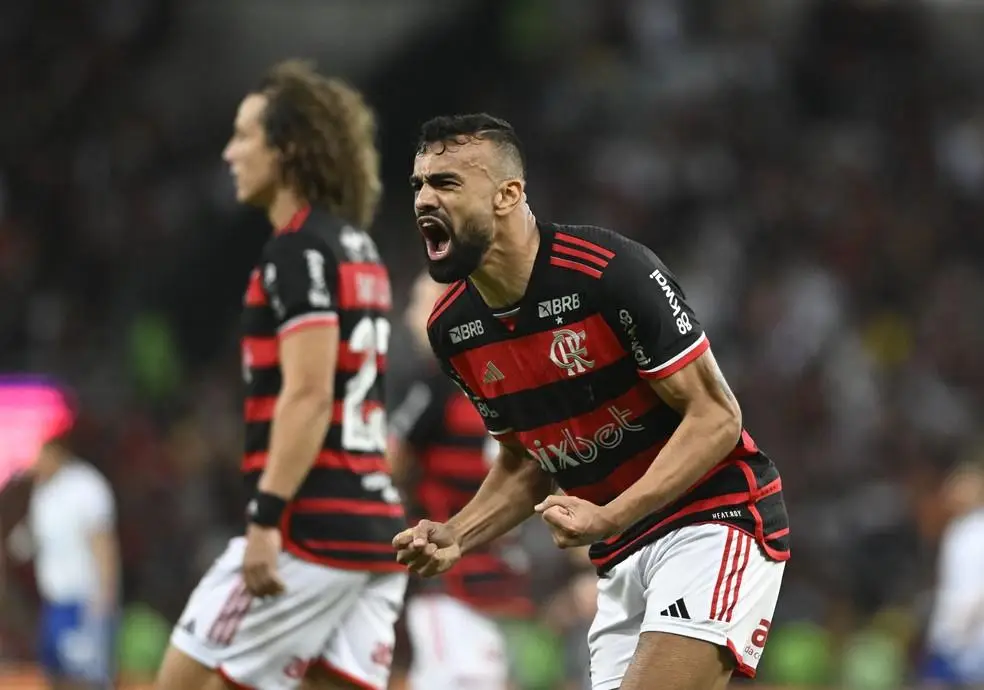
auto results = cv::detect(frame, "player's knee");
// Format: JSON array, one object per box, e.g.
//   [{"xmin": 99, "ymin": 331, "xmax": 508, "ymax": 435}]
[{"xmin": 621, "ymin": 632, "xmax": 733, "ymax": 690}]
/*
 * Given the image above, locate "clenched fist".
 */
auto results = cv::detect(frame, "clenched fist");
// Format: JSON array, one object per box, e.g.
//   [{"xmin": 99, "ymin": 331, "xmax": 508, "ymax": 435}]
[
  {"xmin": 392, "ymin": 519, "xmax": 462, "ymax": 577},
  {"xmin": 535, "ymin": 495, "xmax": 620, "ymax": 548}
]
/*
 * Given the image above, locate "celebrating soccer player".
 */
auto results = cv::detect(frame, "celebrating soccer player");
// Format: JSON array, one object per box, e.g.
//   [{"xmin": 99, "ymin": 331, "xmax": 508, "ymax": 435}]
[
  {"xmin": 156, "ymin": 61, "xmax": 406, "ymax": 690},
  {"xmin": 394, "ymin": 114, "xmax": 790, "ymax": 690},
  {"xmin": 389, "ymin": 271, "xmax": 532, "ymax": 690}
]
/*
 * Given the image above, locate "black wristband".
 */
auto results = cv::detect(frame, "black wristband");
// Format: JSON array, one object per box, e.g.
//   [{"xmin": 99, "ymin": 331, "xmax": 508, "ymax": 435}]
[{"xmin": 246, "ymin": 491, "xmax": 288, "ymax": 527}]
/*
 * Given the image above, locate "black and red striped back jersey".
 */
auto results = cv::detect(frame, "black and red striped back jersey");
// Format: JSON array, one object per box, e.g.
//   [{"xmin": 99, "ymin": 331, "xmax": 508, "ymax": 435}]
[
  {"xmin": 390, "ymin": 364, "xmax": 532, "ymax": 616},
  {"xmin": 427, "ymin": 223, "xmax": 790, "ymax": 575},
  {"xmin": 241, "ymin": 206, "xmax": 405, "ymax": 571}
]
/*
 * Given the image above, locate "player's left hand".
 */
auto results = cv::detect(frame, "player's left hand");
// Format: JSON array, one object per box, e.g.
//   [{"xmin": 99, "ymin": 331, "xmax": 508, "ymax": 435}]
[
  {"xmin": 243, "ymin": 524, "xmax": 286, "ymax": 597},
  {"xmin": 534, "ymin": 495, "xmax": 620, "ymax": 548}
]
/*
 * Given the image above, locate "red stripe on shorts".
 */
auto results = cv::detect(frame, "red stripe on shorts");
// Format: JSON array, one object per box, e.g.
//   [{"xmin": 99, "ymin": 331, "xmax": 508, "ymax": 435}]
[{"xmin": 709, "ymin": 528, "xmax": 735, "ymax": 620}]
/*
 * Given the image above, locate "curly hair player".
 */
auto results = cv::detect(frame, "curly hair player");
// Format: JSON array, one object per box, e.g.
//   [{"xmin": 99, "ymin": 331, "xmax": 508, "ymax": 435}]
[
  {"xmin": 157, "ymin": 61, "xmax": 406, "ymax": 690},
  {"xmin": 394, "ymin": 114, "xmax": 790, "ymax": 690}
]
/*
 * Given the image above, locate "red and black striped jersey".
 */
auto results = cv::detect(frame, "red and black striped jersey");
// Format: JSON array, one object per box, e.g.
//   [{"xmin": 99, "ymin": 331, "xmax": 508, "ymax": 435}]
[
  {"xmin": 390, "ymin": 364, "xmax": 533, "ymax": 617},
  {"xmin": 427, "ymin": 223, "xmax": 790, "ymax": 575},
  {"xmin": 241, "ymin": 206, "xmax": 405, "ymax": 571}
]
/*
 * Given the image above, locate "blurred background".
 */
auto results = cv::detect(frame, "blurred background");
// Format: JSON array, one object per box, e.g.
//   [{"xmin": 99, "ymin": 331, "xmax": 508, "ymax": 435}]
[{"xmin": 2, "ymin": 0, "xmax": 983, "ymax": 688}]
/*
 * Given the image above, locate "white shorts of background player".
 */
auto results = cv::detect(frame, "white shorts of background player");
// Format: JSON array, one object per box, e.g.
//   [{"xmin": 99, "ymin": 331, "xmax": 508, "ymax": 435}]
[
  {"xmin": 171, "ymin": 537, "xmax": 407, "ymax": 690},
  {"xmin": 405, "ymin": 593, "xmax": 511, "ymax": 690}
]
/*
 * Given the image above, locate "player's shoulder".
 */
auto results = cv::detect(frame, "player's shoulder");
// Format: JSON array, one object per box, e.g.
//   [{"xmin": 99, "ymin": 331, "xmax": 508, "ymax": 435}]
[
  {"xmin": 545, "ymin": 222, "xmax": 667, "ymax": 286},
  {"xmin": 547, "ymin": 223, "xmax": 661, "ymax": 271},
  {"xmin": 64, "ymin": 461, "xmax": 113, "ymax": 499},
  {"xmin": 263, "ymin": 207, "xmax": 382, "ymax": 267},
  {"xmin": 548, "ymin": 222, "xmax": 641, "ymax": 256}
]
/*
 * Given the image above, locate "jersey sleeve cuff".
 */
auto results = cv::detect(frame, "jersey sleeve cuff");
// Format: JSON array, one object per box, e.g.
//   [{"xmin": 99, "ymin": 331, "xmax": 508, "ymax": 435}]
[
  {"xmin": 638, "ymin": 333, "xmax": 709, "ymax": 380},
  {"xmin": 278, "ymin": 311, "xmax": 339, "ymax": 337}
]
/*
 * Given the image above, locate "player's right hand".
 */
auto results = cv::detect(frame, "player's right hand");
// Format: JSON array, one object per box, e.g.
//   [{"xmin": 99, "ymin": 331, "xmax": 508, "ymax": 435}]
[
  {"xmin": 243, "ymin": 524, "xmax": 286, "ymax": 597},
  {"xmin": 392, "ymin": 519, "xmax": 461, "ymax": 577}
]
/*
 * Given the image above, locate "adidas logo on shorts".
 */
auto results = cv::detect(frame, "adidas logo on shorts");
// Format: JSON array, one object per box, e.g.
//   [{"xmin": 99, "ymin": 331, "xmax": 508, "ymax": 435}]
[{"xmin": 659, "ymin": 598, "xmax": 691, "ymax": 620}]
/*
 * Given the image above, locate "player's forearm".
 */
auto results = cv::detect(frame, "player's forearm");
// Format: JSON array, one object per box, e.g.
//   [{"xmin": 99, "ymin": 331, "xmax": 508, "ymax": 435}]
[
  {"xmin": 605, "ymin": 407, "xmax": 741, "ymax": 531},
  {"xmin": 259, "ymin": 390, "xmax": 334, "ymax": 499},
  {"xmin": 90, "ymin": 530, "xmax": 120, "ymax": 614},
  {"xmin": 447, "ymin": 451, "xmax": 551, "ymax": 554}
]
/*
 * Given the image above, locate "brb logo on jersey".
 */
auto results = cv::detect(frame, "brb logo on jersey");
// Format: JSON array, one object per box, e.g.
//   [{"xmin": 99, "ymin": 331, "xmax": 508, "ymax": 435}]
[
  {"xmin": 538, "ymin": 293, "xmax": 580, "ymax": 318},
  {"xmin": 449, "ymin": 320, "xmax": 484, "ymax": 344},
  {"xmin": 526, "ymin": 406, "xmax": 644, "ymax": 473},
  {"xmin": 549, "ymin": 328, "xmax": 594, "ymax": 376}
]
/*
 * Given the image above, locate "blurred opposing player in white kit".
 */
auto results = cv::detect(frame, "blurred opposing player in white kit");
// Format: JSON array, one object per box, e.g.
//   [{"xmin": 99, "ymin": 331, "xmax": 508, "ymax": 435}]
[
  {"xmin": 924, "ymin": 457, "xmax": 984, "ymax": 685},
  {"xmin": 7, "ymin": 405, "xmax": 120, "ymax": 690}
]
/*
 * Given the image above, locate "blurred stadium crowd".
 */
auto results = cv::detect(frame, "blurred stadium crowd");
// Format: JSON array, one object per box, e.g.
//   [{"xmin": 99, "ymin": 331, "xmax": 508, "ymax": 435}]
[{"xmin": 2, "ymin": 0, "xmax": 984, "ymax": 688}]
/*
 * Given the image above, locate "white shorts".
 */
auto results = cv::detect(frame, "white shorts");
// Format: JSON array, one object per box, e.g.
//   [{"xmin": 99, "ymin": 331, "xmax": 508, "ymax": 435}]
[
  {"xmin": 588, "ymin": 523, "xmax": 785, "ymax": 690},
  {"xmin": 406, "ymin": 594, "xmax": 509, "ymax": 690},
  {"xmin": 170, "ymin": 537, "xmax": 407, "ymax": 690}
]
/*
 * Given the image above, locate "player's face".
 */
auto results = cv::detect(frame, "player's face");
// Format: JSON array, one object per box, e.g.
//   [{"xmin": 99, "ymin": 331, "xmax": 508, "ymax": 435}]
[
  {"xmin": 411, "ymin": 141, "xmax": 498, "ymax": 283},
  {"xmin": 222, "ymin": 94, "xmax": 281, "ymax": 206},
  {"xmin": 405, "ymin": 273, "xmax": 445, "ymax": 350}
]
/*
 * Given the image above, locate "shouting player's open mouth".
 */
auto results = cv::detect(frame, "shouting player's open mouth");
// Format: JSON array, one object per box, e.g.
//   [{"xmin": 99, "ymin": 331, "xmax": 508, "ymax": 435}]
[{"xmin": 418, "ymin": 215, "xmax": 453, "ymax": 261}]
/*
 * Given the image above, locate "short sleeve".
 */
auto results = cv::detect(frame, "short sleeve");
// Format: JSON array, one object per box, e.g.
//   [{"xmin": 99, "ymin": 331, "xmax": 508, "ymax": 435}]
[
  {"xmin": 601, "ymin": 247, "xmax": 709, "ymax": 380},
  {"xmin": 79, "ymin": 472, "xmax": 115, "ymax": 533},
  {"xmin": 428, "ymin": 327, "xmax": 513, "ymax": 436},
  {"xmin": 262, "ymin": 233, "xmax": 340, "ymax": 337}
]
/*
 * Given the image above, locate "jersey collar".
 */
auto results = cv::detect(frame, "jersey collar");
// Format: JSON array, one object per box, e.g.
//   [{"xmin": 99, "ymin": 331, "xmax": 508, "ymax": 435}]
[
  {"xmin": 275, "ymin": 205, "xmax": 312, "ymax": 235},
  {"xmin": 468, "ymin": 222, "xmax": 553, "ymax": 333}
]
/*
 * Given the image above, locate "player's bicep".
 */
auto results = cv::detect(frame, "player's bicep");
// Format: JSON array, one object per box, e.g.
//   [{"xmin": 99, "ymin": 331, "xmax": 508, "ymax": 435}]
[
  {"xmin": 279, "ymin": 325, "xmax": 339, "ymax": 400},
  {"xmin": 494, "ymin": 436, "xmax": 552, "ymax": 493},
  {"xmin": 647, "ymin": 349, "xmax": 741, "ymax": 431},
  {"xmin": 88, "ymin": 526, "xmax": 118, "ymax": 567}
]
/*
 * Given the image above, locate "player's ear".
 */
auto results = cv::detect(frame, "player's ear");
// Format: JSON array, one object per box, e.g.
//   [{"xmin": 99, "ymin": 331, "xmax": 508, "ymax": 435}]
[{"xmin": 493, "ymin": 179, "xmax": 524, "ymax": 217}]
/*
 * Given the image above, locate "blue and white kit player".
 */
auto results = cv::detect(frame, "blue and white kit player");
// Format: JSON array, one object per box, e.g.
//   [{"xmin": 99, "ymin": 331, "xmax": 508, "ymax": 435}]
[{"xmin": 9, "ymin": 431, "xmax": 120, "ymax": 689}]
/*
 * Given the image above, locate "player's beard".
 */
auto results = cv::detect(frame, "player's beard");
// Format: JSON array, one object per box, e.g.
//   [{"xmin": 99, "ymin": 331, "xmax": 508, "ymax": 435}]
[{"xmin": 426, "ymin": 217, "xmax": 492, "ymax": 284}]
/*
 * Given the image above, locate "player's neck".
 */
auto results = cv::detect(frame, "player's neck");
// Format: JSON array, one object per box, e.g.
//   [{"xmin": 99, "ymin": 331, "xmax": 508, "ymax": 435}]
[
  {"xmin": 267, "ymin": 188, "xmax": 308, "ymax": 231},
  {"xmin": 471, "ymin": 212, "xmax": 539, "ymax": 309},
  {"xmin": 34, "ymin": 456, "xmax": 70, "ymax": 483}
]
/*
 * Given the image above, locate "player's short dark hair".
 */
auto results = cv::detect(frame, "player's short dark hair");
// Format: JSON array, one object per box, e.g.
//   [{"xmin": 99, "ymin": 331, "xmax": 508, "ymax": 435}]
[
  {"xmin": 416, "ymin": 113, "xmax": 526, "ymax": 178},
  {"xmin": 256, "ymin": 60, "xmax": 382, "ymax": 229}
]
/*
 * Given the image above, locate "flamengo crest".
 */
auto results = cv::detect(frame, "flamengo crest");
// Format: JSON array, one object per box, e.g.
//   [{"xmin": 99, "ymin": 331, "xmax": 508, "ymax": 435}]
[{"xmin": 549, "ymin": 328, "xmax": 594, "ymax": 377}]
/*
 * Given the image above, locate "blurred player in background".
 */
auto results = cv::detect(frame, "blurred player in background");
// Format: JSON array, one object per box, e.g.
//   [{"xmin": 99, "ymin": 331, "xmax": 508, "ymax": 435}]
[
  {"xmin": 395, "ymin": 114, "xmax": 790, "ymax": 690},
  {"xmin": 156, "ymin": 60, "xmax": 406, "ymax": 690},
  {"xmin": 388, "ymin": 271, "xmax": 532, "ymax": 690},
  {"xmin": 924, "ymin": 456, "xmax": 984, "ymax": 686},
  {"xmin": 6, "ymin": 388, "xmax": 120, "ymax": 690}
]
